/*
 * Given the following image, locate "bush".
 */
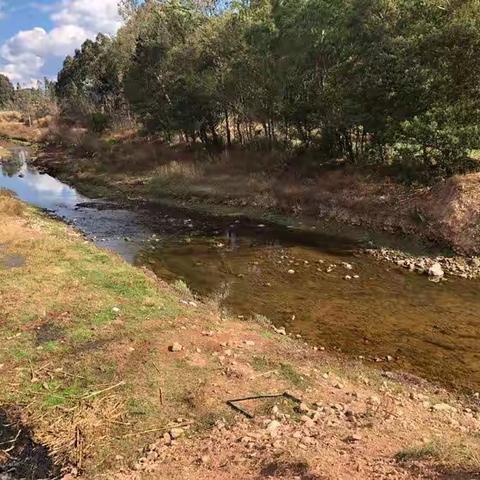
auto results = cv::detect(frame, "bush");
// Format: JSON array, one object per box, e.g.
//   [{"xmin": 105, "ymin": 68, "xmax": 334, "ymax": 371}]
[
  {"xmin": 391, "ymin": 107, "xmax": 480, "ymax": 183},
  {"xmin": 88, "ymin": 112, "xmax": 110, "ymax": 133}
]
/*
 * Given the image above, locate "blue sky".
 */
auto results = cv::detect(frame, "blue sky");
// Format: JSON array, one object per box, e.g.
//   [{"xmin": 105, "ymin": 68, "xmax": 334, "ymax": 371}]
[{"xmin": 0, "ymin": 0, "xmax": 122, "ymax": 86}]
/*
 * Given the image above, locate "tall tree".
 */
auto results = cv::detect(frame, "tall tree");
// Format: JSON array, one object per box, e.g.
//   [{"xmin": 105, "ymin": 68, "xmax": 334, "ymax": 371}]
[{"xmin": 0, "ymin": 74, "xmax": 14, "ymax": 108}]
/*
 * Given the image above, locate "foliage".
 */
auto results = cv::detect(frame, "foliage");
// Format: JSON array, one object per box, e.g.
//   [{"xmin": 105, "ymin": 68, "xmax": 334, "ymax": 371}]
[
  {"xmin": 53, "ymin": 0, "xmax": 480, "ymax": 180},
  {"xmin": 0, "ymin": 74, "xmax": 14, "ymax": 107}
]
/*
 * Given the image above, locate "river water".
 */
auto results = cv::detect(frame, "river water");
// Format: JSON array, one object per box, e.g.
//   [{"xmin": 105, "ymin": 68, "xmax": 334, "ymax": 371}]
[{"xmin": 1, "ymin": 148, "xmax": 480, "ymax": 392}]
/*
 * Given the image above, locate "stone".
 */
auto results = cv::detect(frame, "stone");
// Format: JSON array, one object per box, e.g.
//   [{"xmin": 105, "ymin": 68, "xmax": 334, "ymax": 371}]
[
  {"xmin": 288, "ymin": 269, "xmax": 296, "ymax": 275},
  {"xmin": 428, "ymin": 263, "xmax": 444, "ymax": 278},
  {"xmin": 266, "ymin": 420, "xmax": 281, "ymax": 434},
  {"xmin": 432, "ymin": 403, "xmax": 456, "ymax": 413},
  {"xmin": 298, "ymin": 402, "xmax": 310, "ymax": 413},
  {"xmin": 274, "ymin": 326, "xmax": 287, "ymax": 336},
  {"xmin": 170, "ymin": 427, "xmax": 184, "ymax": 439},
  {"xmin": 169, "ymin": 343, "xmax": 183, "ymax": 352},
  {"xmin": 345, "ymin": 433, "xmax": 362, "ymax": 443}
]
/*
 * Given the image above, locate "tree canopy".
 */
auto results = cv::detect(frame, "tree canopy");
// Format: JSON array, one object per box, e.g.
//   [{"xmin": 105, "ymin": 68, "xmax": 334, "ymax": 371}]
[{"xmin": 55, "ymin": 0, "xmax": 480, "ymax": 180}]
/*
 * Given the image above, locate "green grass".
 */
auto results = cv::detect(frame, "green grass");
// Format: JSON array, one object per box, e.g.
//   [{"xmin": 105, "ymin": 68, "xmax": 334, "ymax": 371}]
[
  {"xmin": 279, "ymin": 363, "xmax": 308, "ymax": 388},
  {"xmin": 395, "ymin": 443, "xmax": 438, "ymax": 462},
  {"xmin": 0, "ymin": 198, "xmax": 195, "ymax": 474}
]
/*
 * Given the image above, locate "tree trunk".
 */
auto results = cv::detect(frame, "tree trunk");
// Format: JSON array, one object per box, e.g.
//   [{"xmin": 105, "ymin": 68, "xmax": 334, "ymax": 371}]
[
  {"xmin": 225, "ymin": 110, "xmax": 232, "ymax": 148},
  {"xmin": 235, "ymin": 119, "xmax": 243, "ymax": 145}
]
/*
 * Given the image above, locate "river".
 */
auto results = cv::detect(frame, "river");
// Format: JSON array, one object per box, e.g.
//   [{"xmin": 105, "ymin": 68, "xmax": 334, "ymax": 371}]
[{"xmin": 1, "ymin": 147, "xmax": 480, "ymax": 392}]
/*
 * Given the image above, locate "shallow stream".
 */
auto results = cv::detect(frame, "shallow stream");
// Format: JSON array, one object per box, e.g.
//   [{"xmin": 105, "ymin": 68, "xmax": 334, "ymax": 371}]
[{"xmin": 1, "ymin": 148, "xmax": 480, "ymax": 391}]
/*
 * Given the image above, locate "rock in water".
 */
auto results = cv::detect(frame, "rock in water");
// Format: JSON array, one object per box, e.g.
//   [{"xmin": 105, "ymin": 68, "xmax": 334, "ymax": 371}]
[{"xmin": 428, "ymin": 263, "xmax": 444, "ymax": 278}]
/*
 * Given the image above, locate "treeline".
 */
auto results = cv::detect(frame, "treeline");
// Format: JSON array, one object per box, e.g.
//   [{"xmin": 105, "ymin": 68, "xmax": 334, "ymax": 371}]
[
  {"xmin": 0, "ymin": 74, "xmax": 56, "ymax": 126},
  {"xmin": 56, "ymin": 0, "xmax": 480, "ymax": 179}
]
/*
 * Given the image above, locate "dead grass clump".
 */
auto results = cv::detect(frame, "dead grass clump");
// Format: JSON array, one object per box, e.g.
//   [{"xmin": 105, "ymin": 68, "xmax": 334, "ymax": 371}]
[
  {"xmin": 0, "ymin": 111, "xmax": 23, "ymax": 123},
  {"xmin": 32, "ymin": 395, "xmax": 127, "ymax": 471},
  {"xmin": 396, "ymin": 438, "xmax": 480, "ymax": 472},
  {"xmin": 157, "ymin": 160, "xmax": 203, "ymax": 182},
  {"xmin": 0, "ymin": 190, "xmax": 25, "ymax": 217},
  {"xmin": 0, "ymin": 145, "xmax": 12, "ymax": 159},
  {"xmin": 36, "ymin": 115, "xmax": 54, "ymax": 129}
]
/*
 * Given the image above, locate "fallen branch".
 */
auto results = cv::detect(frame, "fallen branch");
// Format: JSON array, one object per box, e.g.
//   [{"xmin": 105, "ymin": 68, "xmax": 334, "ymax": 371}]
[
  {"xmin": 227, "ymin": 391, "xmax": 301, "ymax": 419},
  {"xmin": 82, "ymin": 381, "xmax": 126, "ymax": 400}
]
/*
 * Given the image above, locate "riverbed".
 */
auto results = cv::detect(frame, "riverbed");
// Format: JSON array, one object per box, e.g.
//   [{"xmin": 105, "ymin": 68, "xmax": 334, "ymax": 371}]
[{"xmin": 1, "ymin": 148, "xmax": 480, "ymax": 391}]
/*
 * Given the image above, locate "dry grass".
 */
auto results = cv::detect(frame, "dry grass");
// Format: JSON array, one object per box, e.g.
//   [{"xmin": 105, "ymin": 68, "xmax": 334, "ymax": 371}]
[
  {"xmin": 0, "ymin": 111, "xmax": 23, "ymax": 123},
  {"xmin": 0, "ymin": 189, "xmax": 25, "ymax": 216},
  {"xmin": 0, "ymin": 110, "xmax": 51, "ymax": 142}
]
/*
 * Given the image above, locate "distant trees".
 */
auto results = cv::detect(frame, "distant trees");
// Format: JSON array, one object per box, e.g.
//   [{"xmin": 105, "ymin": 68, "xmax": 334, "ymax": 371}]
[
  {"xmin": 0, "ymin": 74, "xmax": 14, "ymax": 108},
  {"xmin": 0, "ymin": 76, "xmax": 55, "ymax": 126},
  {"xmin": 54, "ymin": 0, "xmax": 480, "ymax": 180}
]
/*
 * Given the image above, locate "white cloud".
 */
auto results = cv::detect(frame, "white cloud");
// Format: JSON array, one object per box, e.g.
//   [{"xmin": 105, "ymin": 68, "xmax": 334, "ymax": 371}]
[
  {"xmin": 52, "ymin": 0, "xmax": 122, "ymax": 34},
  {"xmin": 0, "ymin": 1, "xmax": 7, "ymax": 20},
  {"xmin": 0, "ymin": 0, "xmax": 122, "ymax": 85}
]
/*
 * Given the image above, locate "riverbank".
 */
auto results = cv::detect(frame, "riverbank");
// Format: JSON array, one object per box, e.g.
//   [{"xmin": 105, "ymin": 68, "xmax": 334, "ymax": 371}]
[
  {"xmin": 1, "ymin": 189, "xmax": 480, "ymax": 479},
  {"xmin": 29, "ymin": 129, "xmax": 480, "ymax": 280}
]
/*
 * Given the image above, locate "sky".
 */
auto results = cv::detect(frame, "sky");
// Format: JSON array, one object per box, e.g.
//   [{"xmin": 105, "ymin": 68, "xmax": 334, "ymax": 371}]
[{"xmin": 0, "ymin": 0, "xmax": 123, "ymax": 86}]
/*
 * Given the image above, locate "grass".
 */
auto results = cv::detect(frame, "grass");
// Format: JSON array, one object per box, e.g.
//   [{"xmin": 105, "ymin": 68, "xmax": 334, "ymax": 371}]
[
  {"xmin": 396, "ymin": 439, "xmax": 480, "ymax": 471},
  {"xmin": 395, "ymin": 443, "xmax": 439, "ymax": 462},
  {"xmin": 0, "ymin": 192, "xmax": 191, "ymax": 473}
]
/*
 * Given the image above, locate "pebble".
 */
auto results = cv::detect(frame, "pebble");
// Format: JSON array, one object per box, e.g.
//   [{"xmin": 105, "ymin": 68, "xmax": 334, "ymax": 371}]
[
  {"xmin": 428, "ymin": 262, "xmax": 444, "ymax": 278},
  {"xmin": 288, "ymin": 269, "xmax": 296, "ymax": 275},
  {"xmin": 298, "ymin": 402, "xmax": 309, "ymax": 413},
  {"xmin": 170, "ymin": 428, "xmax": 184, "ymax": 439},
  {"xmin": 266, "ymin": 420, "xmax": 281, "ymax": 434},
  {"xmin": 169, "ymin": 342, "xmax": 183, "ymax": 352},
  {"xmin": 431, "ymin": 403, "xmax": 456, "ymax": 413},
  {"xmin": 345, "ymin": 433, "xmax": 362, "ymax": 443},
  {"xmin": 274, "ymin": 326, "xmax": 287, "ymax": 335}
]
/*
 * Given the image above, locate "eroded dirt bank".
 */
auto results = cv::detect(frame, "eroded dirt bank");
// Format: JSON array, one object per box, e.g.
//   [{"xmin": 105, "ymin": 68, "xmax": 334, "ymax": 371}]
[{"xmin": 1, "ymin": 189, "xmax": 480, "ymax": 480}]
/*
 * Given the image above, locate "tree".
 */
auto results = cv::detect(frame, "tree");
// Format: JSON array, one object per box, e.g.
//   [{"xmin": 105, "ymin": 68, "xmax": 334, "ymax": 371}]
[
  {"xmin": 0, "ymin": 74, "xmax": 14, "ymax": 108},
  {"xmin": 53, "ymin": 0, "xmax": 480, "ymax": 180}
]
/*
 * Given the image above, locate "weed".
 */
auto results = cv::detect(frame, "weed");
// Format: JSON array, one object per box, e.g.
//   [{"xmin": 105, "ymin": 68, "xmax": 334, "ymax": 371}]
[{"xmin": 279, "ymin": 363, "xmax": 307, "ymax": 388}]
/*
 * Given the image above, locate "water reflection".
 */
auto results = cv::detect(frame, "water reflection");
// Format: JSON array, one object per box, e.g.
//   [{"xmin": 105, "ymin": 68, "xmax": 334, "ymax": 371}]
[{"xmin": 0, "ymin": 148, "xmax": 150, "ymax": 262}]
